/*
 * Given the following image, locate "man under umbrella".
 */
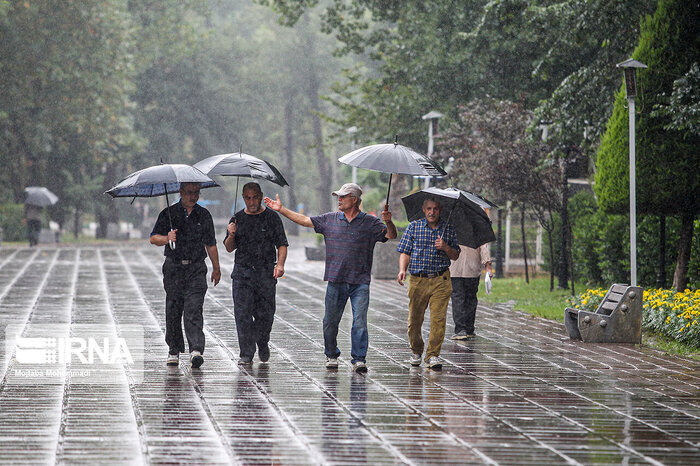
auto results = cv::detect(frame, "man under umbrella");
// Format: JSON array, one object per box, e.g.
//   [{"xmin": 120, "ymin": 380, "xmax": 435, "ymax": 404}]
[
  {"xmin": 223, "ymin": 182, "xmax": 288, "ymax": 365},
  {"xmin": 150, "ymin": 182, "xmax": 221, "ymax": 368},
  {"xmin": 396, "ymin": 197, "xmax": 460, "ymax": 370},
  {"xmin": 264, "ymin": 183, "xmax": 397, "ymax": 373}
]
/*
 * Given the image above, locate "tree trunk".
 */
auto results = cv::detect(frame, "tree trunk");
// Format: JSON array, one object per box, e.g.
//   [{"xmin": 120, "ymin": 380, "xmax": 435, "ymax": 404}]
[
  {"xmin": 548, "ymin": 210, "xmax": 555, "ymax": 292},
  {"xmin": 495, "ymin": 208, "xmax": 504, "ymax": 278},
  {"xmin": 521, "ymin": 203, "xmax": 529, "ymax": 283},
  {"xmin": 73, "ymin": 210, "xmax": 81, "ymax": 239},
  {"xmin": 657, "ymin": 215, "xmax": 666, "ymax": 288},
  {"xmin": 672, "ymin": 213, "xmax": 695, "ymax": 292},
  {"xmin": 557, "ymin": 156, "xmax": 569, "ymax": 289},
  {"xmin": 282, "ymin": 96, "xmax": 299, "ymax": 236},
  {"xmin": 303, "ymin": 30, "xmax": 332, "ymax": 214}
]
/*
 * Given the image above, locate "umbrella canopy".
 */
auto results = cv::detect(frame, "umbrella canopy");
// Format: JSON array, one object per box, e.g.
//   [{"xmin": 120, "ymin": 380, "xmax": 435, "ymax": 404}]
[
  {"xmin": 193, "ymin": 152, "xmax": 289, "ymax": 187},
  {"xmin": 105, "ymin": 163, "xmax": 218, "ymax": 251},
  {"xmin": 24, "ymin": 187, "xmax": 59, "ymax": 206},
  {"xmin": 338, "ymin": 142, "xmax": 446, "ymax": 176},
  {"xmin": 104, "ymin": 163, "xmax": 218, "ymax": 198},
  {"xmin": 401, "ymin": 187, "xmax": 496, "ymax": 249}
]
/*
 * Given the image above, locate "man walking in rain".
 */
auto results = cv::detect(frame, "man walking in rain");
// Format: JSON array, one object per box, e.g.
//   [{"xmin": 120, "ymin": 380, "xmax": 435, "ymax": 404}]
[
  {"xmin": 264, "ymin": 183, "xmax": 396, "ymax": 373},
  {"xmin": 396, "ymin": 197, "xmax": 460, "ymax": 369},
  {"xmin": 223, "ymin": 182, "xmax": 288, "ymax": 365},
  {"xmin": 150, "ymin": 182, "xmax": 221, "ymax": 368}
]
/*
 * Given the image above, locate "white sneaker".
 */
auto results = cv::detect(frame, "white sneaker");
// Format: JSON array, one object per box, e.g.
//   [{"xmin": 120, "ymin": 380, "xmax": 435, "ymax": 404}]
[
  {"xmin": 166, "ymin": 353, "xmax": 179, "ymax": 366},
  {"xmin": 410, "ymin": 353, "xmax": 422, "ymax": 366},
  {"xmin": 426, "ymin": 356, "xmax": 443, "ymax": 369},
  {"xmin": 352, "ymin": 361, "xmax": 368, "ymax": 373},
  {"xmin": 190, "ymin": 350, "xmax": 204, "ymax": 368},
  {"xmin": 325, "ymin": 357, "xmax": 338, "ymax": 369}
]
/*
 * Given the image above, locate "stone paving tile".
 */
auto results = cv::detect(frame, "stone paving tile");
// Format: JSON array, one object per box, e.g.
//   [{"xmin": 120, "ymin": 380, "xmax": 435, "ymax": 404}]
[{"xmin": 1, "ymin": 242, "xmax": 699, "ymax": 464}]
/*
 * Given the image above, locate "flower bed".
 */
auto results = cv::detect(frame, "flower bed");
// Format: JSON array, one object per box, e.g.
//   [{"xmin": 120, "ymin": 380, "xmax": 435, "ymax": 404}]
[{"xmin": 567, "ymin": 288, "xmax": 700, "ymax": 348}]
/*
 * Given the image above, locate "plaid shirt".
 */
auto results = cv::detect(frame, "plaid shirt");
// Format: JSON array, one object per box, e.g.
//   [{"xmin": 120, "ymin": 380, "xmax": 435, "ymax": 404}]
[{"xmin": 397, "ymin": 218, "xmax": 458, "ymax": 275}]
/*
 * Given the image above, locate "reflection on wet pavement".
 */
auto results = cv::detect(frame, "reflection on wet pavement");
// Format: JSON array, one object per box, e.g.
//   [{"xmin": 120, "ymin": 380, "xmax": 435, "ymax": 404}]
[{"xmin": 0, "ymin": 243, "xmax": 699, "ymax": 464}]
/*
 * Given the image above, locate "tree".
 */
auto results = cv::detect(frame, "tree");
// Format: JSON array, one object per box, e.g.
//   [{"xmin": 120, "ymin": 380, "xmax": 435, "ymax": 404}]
[
  {"xmin": 595, "ymin": 0, "xmax": 700, "ymax": 291},
  {"xmin": 436, "ymin": 98, "xmax": 561, "ymax": 287}
]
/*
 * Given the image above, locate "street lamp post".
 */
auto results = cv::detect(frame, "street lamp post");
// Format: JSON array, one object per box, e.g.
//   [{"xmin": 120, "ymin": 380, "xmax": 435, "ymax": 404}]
[
  {"xmin": 616, "ymin": 58, "xmax": 647, "ymax": 287},
  {"xmin": 347, "ymin": 126, "xmax": 358, "ymax": 184},
  {"xmin": 421, "ymin": 110, "xmax": 444, "ymax": 188}
]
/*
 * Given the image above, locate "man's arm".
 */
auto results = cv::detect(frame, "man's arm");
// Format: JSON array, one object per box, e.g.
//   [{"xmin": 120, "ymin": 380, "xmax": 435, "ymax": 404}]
[
  {"xmin": 381, "ymin": 209, "xmax": 397, "ymax": 239},
  {"xmin": 150, "ymin": 230, "xmax": 176, "ymax": 246},
  {"xmin": 397, "ymin": 252, "xmax": 411, "ymax": 286},
  {"xmin": 264, "ymin": 194, "xmax": 313, "ymax": 228},
  {"xmin": 223, "ymin": 222, "xmax": 236, "ymax": 253},
  {"xmin": 274, "ymin": 245, "xmax": 288, "ymax": 279},
  {"xmin": 205, "ymin": 244, "xmax": 221, "ymax": 286}
]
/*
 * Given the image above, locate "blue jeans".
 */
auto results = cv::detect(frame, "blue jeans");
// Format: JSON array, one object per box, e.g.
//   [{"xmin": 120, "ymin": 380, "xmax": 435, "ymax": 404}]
[{"xmin": 323, "ymin": 282, "xmax": 369, "ymax": 363}]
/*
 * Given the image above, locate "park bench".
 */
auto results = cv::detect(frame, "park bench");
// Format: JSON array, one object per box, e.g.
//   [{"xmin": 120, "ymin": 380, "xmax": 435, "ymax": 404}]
[{"xmin": 564, "ymin": 283, "xmax": 642, "ymax": 344}]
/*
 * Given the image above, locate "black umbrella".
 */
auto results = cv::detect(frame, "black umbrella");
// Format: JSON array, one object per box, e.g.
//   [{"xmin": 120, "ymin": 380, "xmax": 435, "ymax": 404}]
[
  {"xmin": 105, "ymin": 163, "xmax": 218, "ymax": 249},
  {"xmin": 401, "ymin": 187, "xmax": 496, "ymax": 249},
  {"xmin": 338, "ymin": 137, "xmax": 446, "ymax": 209},
  {"xmin": 193, "ymin": 151, "xmax": 289, "ymax": 214},
  {"xmin": 24, "ymin": 187, "xmax": 58, "ymax": 207}
]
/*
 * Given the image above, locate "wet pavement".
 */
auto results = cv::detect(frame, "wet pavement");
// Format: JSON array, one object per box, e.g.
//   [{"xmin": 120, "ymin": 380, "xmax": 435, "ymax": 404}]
[{"xmin": 1, "ymin": 240, "xmax": 699, "ymax": 465}]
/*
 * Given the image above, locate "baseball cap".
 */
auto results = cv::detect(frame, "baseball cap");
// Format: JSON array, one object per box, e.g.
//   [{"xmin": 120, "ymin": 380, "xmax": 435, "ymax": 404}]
[{"xmin": 332, "ymin": 183, "xmax": 362, "ymax": 197}]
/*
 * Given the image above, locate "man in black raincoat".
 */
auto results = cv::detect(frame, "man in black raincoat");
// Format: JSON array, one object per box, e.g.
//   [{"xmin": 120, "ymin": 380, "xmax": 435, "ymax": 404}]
[
  {"xmin": 150, "ymin": 182, "xmax": 221, "ymax": 368},
  {"xmin": 224, "ymin": 182, "xmax": 288, "ymax": 365}
]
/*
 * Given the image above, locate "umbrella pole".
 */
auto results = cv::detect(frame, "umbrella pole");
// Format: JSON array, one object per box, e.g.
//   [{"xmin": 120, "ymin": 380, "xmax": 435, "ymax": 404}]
[
  {"xmin": 233, "ymin": 175, "xmax": 240, "ymax": 215},
  {"xmin": 384, "ymin": 173, "xmax": 393, "ymax": 211},
  {"xmin": 164, "ymin": 183, "xmax": 176, "ymax": 250}
]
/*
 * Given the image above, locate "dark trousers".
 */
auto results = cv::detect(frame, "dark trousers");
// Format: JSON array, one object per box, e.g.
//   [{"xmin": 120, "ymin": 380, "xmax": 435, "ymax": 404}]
[
  {"xmin": 163, "ymin": 259, "xmax": 207, "ymax": 355},
  {"xmin": 451, "ymin": 277, "xmax": 480, "ymax": 334},
  {"xmin": 27, "ymin": 219, "xmax": 41, "ymax": 246},
  {"xmin": 231, "ymin": 264, "xmax": 278, "ymax": 359}
]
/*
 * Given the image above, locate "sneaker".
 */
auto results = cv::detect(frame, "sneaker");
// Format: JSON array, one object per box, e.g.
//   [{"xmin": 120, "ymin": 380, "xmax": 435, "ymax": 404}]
[
  {"xmin": 190, "ymin": 351, "xmax": 204, "ymax": 368},
  {"xmin": 166, "ymin": 353, "xmax": 179, "ymax": 366},
  {"xmin": 325, "ymin": 357, "xmax": 338, "ymax": 369},
  {"xmin": 426, "ymin": 356, "xmax": 443, "ymax": 370},
  {"xmin": 352, "ymin": 361, "xmax": 368, "ymax": 373},
  {"xmin": 410, "ymin": 353, "xmax": 422, "ymax": 366},
  {"xmin": 258, "ymin": 344, "xmax": 270, "ymax": 363},
  {"xmin": 464, "ymin": 333, "xmax": 476, "ymax": 340},
  {"xmin": 238, "ymin": 356, "xmax": 252, "ymax": 365},
  {"xmin": 451, "ymin": 330, "xmax": 468, "ymax": 340}
]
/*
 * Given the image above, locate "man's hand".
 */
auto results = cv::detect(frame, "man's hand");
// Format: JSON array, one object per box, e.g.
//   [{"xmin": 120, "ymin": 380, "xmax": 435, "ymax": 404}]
[
  {"xmin": 273, "ymin": 264, "xmax": 285, "ymax": 279},
  {"xmin": 168, "ymin": 229, "xmax": 177, "ymax": 242},
  {"xmin": 397, "ymin": 270, "xmax": 406, "ymax": 286},
  {"xmin": 435, "ymin": 237, "xmax": 447, "ymax": 251},
  {"xmin": 211, "ymin": 268, "xmax": 221, "ymax": 286},
  {"xmin": 485, "ymin": 264, "xmax": 494, "ymax": 278},
  {"xmin": 381, "ymin": 209, "xmax": 392, "ymax": 223},
  {"xmin": 263, "ymin": 194, "xmax": 282, "ymax": 211},
  {"xmin": 226, "ymin": 221, "xmax": 237, "ymax": 235}
]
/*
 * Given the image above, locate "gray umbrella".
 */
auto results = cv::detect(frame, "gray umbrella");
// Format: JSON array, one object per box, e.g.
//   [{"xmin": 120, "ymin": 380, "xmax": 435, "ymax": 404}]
[
  {"xmin": 105, "ymin": 163, "xmax": 218, "ymax": 249},
  {"xmin": 401, "ymin": 187, "xmax": 496, "ymax": 249},
  {"xmin": 338, "ymin": 138, "xmax": 446, "ymax": 209},
  {"xmin": 193, "ymin": 151, "xmax": 289, "ymax": 214},
  {"xmin": 24, "ymin": 187, "xmax": 58, "ymax": 207}
]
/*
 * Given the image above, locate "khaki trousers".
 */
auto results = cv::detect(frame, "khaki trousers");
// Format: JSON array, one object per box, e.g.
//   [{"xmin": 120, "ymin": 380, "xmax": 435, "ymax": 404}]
[{"xmin": 407, "ymin": 272, "xmax": 452, "ymax": 361}]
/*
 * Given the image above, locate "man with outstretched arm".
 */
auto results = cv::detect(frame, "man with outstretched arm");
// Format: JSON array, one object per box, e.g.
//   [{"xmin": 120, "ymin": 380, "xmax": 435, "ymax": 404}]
[
  {"xmin": 264, "ymin": 182, "xmax": 396, "ymax": 373},
  {"xmin": 150, "ymin": 182, "xmax": 221, "ymax": 369}
]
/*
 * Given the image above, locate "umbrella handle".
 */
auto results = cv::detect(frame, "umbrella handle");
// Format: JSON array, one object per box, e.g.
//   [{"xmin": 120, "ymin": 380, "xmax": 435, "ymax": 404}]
[
  {"xmin": 164, "ymin": 184, "xmax": 176, "ymax": 250},
  {"xmin": 385, "ymin": 173, "xmax": 393, "ymax": 210}
]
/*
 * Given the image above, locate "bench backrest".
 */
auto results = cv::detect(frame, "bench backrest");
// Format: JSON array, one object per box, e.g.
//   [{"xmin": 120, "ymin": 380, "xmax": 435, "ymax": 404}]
[{"xmin": 595, "ymin": 284, "xmax": 629, "ymax": 316}]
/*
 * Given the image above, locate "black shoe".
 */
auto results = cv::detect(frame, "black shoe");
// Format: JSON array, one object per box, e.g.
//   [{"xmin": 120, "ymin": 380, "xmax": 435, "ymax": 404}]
[
  {"xmin": 258, "ymin": 344, "xmax": 270, "ymax": 362},
  {"xmin": 190, "ymin": 351, "xmax": 204, "ymax": 368},
  {"xmin": 238, "ymin": 356, "xmax": 253, "ymax": 365}
]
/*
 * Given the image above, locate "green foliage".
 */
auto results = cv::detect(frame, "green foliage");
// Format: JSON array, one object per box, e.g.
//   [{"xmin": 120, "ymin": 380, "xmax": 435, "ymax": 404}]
[{"xmin": 0, "ymin": 203, "xmax": 26, "ymax": 242}]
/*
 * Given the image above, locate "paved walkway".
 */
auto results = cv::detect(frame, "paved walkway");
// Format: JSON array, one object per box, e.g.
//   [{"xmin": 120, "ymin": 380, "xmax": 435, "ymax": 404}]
[{"xmin": 0, "ymin": 241, "xmax": 699, "ymax": 464}]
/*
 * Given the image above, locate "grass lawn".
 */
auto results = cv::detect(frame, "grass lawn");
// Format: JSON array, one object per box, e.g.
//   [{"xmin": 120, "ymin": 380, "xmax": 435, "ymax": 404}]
[
  {"xmin": 478, "ymin": 275, "xmax": 583, "ymax": 321},
  {"xmin": 481, "ymin": 275, "xmax": 700, "ymax": 360}
]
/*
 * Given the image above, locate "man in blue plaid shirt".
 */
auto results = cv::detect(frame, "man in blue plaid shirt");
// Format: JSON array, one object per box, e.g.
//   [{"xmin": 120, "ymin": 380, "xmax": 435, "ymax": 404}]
[{"xmin": 397, "ymin": 197, "xmax": 460, "ymax": 369}]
